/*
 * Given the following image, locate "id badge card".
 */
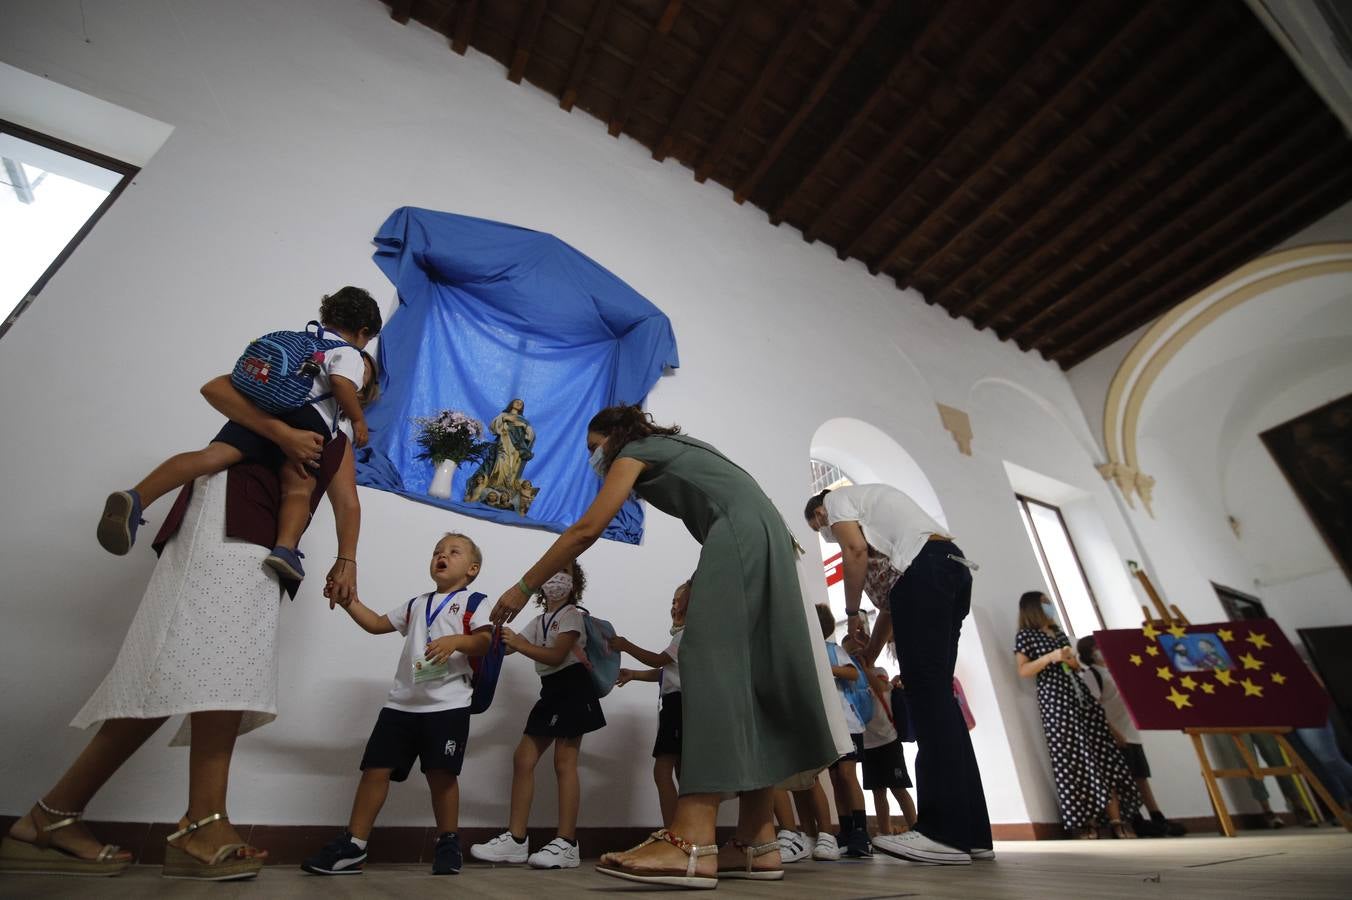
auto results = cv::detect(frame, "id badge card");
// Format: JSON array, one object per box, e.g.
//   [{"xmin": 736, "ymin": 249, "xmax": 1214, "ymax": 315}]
[{"xmin": 412, "ymin": 655, "xmax": 450, "ymax": 684}]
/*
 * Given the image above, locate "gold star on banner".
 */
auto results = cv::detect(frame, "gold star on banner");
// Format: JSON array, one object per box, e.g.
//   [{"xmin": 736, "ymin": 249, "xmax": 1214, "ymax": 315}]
[
  {"xmin": 1165, "ymin": 687, "xmax": 1192, "ymax": 710},
  {"xmin": 1241, "ymin": 678, "xmax": 1264, "ymax": 698},
  {"xmin": 1155, "ymin": 666, "xmax": 1174, "ymax": 682},
  {"xmin": 1142, "ymin": 622, "xmax": 1161, "ymax": 639},
  {"xmin": 1271, "ymin": 672, "xmax": 1287, "ymax": 685},
  {"xmin": 1167, "ymin": 623, "xmax": 1188, "ymax": 640},
  {"xmin": 1215, "ymin": 669, "xmax": 1236, "ymax": 686},
  {"xmin": 1246, "ymin": 631, "xmax": 1272, "ymax": 650},
  {"xmin": 1239, "ymin": 652, "xmax": 1264, "ymax": 671},
  {"xmin": 1217, "ymin": 628, "xmax": 1235, "ymax": 643},
  {"xmin": 1180, "ymin": 675, "xmax": 1198, "ymax": 691},
  {"xmin": 1129, "ymin": 654, "xmax": 1143, "ymax": 666},
  {"xmin": 1146, "ymin": 645, "xmax": 1160, "ymax": 657},
  {"xmin": 1201, "ymin": 682, "xmax": 1216, "ymax": 695}
]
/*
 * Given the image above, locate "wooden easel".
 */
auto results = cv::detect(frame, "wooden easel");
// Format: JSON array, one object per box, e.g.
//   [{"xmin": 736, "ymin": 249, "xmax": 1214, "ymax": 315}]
[{"xmin": 1128, "ymin": 564, "xmax": 1352, "ymax": 836}]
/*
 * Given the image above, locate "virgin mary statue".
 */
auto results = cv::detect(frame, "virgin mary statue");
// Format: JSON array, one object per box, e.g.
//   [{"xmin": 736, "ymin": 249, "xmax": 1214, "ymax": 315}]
[{"xmin": 465, "ymin": 398, "xmax": 536, "ymax": 509}]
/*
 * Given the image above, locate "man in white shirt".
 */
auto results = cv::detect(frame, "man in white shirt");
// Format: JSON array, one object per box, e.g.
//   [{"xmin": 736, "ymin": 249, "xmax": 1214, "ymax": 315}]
[{"xmin": 805, "ymin": 485, "xmax": 991, "ymax": 865}]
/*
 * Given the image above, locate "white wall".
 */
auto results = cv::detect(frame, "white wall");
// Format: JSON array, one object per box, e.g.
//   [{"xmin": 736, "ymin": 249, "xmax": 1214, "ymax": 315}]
[{"xmin": 0, "ymin": 0, "xmax": 1152, "ymax": 830}]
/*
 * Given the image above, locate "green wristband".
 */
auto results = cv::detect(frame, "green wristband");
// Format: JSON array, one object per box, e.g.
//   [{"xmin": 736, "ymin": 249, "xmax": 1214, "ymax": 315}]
[{"xmin": 518, "ymin": 578, "xmax": 533, "ymax": 595}]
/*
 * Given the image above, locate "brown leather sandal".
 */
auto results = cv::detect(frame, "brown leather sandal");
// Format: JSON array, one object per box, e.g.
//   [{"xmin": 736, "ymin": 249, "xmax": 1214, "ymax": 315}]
[
  {"xmin": 595, "ymin": 828, "xmax": 718, "ymax": 890},
  {"xmin": 717, "ymin": 837, "xmax": 784, "ymax": 881}
]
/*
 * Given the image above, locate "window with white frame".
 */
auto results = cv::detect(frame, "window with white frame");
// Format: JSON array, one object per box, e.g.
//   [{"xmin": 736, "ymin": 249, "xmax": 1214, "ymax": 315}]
[
  {"xmin": 1, "ymin": 119, "xmax": 137, "ymax": 340},
  {"xmin": 1015, "ymin": 494, "xmax": 1104, "ymax": 638}
]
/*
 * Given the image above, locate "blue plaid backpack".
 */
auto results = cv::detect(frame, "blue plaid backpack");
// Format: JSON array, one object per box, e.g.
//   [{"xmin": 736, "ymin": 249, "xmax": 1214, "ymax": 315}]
[{"xmin": 230, "ymin": 320, "xmax": 351, "ymax": 416}]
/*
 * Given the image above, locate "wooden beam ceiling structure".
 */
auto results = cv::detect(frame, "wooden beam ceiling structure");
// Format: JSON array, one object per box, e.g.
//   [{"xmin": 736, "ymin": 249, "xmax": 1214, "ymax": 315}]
[{"xmin": 380, "ymin": 0, "xmax": 1352, "ymax": 368}]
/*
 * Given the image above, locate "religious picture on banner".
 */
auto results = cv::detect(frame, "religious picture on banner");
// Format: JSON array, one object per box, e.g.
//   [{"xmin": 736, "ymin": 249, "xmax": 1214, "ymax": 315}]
[
  {"xmin": 1159, "ymin": 633, "xmax": 1233, "ymax": 673},
  {"xmin": 465, "ymin": 399, "xmax": 541, "ymax": 516}
]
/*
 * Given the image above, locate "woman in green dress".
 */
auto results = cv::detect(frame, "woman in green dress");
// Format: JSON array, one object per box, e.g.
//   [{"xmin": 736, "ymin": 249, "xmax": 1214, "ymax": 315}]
[{"xmin": 490, "ymin": 405, "xmax": 839, "ymax": 888}]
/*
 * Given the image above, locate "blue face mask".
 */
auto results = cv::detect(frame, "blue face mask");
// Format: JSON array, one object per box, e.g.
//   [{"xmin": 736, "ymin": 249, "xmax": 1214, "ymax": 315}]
[
  {"xmin": 1042, "ymin": 601, "xmax": 1058, "ymax": 624},
  {"xmin": 589, "ymin": 445, "xmax": 607, "ymax": 479}
]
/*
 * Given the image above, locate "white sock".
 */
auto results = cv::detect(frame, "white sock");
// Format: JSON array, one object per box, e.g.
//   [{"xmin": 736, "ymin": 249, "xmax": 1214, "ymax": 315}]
[{"xmin": 350, "ymin": 835, "xmax": 368, "ymax": 850}]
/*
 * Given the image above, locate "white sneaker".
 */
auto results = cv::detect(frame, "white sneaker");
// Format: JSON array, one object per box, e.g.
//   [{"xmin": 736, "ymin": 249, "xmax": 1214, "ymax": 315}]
[
  {"xmin": 528, "ymin": 837, "xmax": 580, "ymax": 869},
  {"xmin": 873, "ymin": 830, "xmax": 971, "ymax": 865},
  {"xmin": 811, "ymin": 832, "xmax": 840, "ymax": 861},
  {"xmin": 970, "ymin": 847, "xmax": 995, "ymax": 861},
  {"xmin": 777, "ymin": 829, "xmax": 811, "ymax": 864},
  {"xmin": 470, "ymin": 831, "xmax": 529, "ymax": 864}
]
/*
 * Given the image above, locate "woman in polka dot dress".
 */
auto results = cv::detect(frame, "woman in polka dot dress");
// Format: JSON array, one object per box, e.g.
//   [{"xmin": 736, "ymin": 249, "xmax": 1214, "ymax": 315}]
[{"xmin": 1014, "ymin": 591, "xmax": 1139, "ymax": 839}]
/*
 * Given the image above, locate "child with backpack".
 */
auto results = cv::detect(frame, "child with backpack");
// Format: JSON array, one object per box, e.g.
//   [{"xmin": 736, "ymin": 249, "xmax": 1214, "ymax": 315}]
[
  {"xmin": 97, "ymin": 287, "xmax": 382, "ymax": 584},
  {"xmin": 611, "ymin": 579, "xmax": 689, "ymax": 828},
  {"xmin": 818, "ymin": 604, "xmax": 871, "ymax": 859},
  {"xmin": 471, "ymin": 561, "xmax": 604, "ymax": 870},
  {"xmin": 301, "ymin": 532, "xmax": 493, "ymax": 876},
  {"xmin": 858, "ymin": 662, "xmax": 916, "ymax": 836}
]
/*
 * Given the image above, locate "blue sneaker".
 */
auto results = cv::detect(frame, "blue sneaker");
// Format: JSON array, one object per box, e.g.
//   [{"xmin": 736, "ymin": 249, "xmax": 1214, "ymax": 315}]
[
  {"xmin": 300, "ymin": 831, "xmax": 366, "ymax": 875},
  {"xmin": 264, "ymin": 546, "xmax": 305, "ymax": 581},
  {"xmin": 433, "ymin": 832, "xmax": 462, "ymax": 875},
  {"xmin": 98, "ymin": 490, "xmax": 145, "ymax": 555},
  {"xmin": 843, "ymin": 828, "xmax": 872, "ymax": 859}
]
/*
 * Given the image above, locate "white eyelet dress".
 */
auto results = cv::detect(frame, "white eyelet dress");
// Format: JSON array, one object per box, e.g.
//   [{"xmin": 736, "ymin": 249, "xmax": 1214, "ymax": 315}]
[{"xmin": 72, "ymin": 472, "xmax": 284, "ymax": 745}]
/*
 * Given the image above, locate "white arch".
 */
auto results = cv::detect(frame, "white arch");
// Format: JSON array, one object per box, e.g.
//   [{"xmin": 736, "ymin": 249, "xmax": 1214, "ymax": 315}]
[
  {"xmin": 968, "ymin": 375, "xmax": 1104, "ymax": 463},
  {"xmin": 810, "ymin": 416, "xmax": 947, "ymax": 529}
]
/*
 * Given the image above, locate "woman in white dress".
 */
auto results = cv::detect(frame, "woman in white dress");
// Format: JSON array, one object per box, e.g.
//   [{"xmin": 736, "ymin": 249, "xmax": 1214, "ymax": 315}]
[{"xmin": 0, "ymin": 378, "xmax": 361, "ymax": 881}]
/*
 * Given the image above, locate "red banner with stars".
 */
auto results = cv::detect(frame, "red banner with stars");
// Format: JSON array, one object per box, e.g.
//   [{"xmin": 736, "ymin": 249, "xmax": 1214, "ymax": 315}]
[{"xmin": 1093, "ymin": 619, "xmax": 1329, "ymax": 730}]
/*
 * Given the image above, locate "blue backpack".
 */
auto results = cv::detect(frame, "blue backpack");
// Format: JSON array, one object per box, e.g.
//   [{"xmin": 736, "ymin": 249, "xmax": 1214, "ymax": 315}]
[
  {"xmin": 571, "ymin": 607, "xmax": 620, "ymax": 699},
  {"xmin": 231, "ymin": 320, "xmax": 351, "ymax": 417},
  {"xmin": 404, "ymin": 591, "xmax": 503, "ymax": 714},
  {"xmin": 828, "ymin": 643, "xmax": 874, "ymax": 725}
]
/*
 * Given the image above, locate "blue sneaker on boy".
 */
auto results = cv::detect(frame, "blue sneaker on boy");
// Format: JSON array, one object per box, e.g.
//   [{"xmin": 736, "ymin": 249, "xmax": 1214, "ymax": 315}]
[
  {"xmin": 264, "ymin": 546, "xmax": 305, "ymax": 581},
  {"xmin": 300, "ymin": 831, "xmax": 366, "ymax": 875},
  {"xmin": 97, "ymin": 489, "xmax": 144, "ymax": 556},
  {"xmin": 843, "ymin": 828, "xmax": 873, "ymax": 859},
  {"xmin": 433, "ymin": 831, "xmax": 462, "ymax": 875}
]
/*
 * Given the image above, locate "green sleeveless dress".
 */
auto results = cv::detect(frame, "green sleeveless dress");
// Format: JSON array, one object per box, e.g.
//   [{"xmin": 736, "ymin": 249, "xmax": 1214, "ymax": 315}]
[{"xmin": 618, "ymin": 435, "xmax": 838, "ymax": 793}]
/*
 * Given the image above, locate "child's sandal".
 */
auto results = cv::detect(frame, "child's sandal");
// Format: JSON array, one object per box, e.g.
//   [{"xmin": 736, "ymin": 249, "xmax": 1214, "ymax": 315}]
[
  {"xmin": 595, "ymin": 828, "xmax": 718, "ymax": 890},
  {"xmin": 717, "ymin": 837, "xmax": 785, "ymax": 881},
  {"xmin": 162, "ymin": 813, "xmax": 263, "ymax": 881},
  {"xmin": 0, "ymin": 801, "xmax": 130, "ymax": 877}
]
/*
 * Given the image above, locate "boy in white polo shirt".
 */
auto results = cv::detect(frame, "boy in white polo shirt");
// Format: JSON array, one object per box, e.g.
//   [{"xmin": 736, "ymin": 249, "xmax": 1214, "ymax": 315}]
[{"xmin": 302, "ymin": 532, "xmax": 492, "ymax": 877}]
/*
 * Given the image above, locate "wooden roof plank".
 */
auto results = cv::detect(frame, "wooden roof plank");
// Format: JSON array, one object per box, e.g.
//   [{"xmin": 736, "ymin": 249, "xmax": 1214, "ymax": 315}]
[
  {"xmin": 609, "ymin": 0, "xmax": 683, "ymax": 137},
  {"xmin": 390, "ymin": 0, "xmax": 413, "ymax": 26},
  {"xmin": 767, "ymin": 3, "xmax": 962, "ymax": 225},
  {"xmin": 452, "ymin": 0, "xmax": 479, "ymax": 55},
  {"xmin": 840, "ymin": 4, "xmax": 1086, "ymax": 265},
  {"xmin": 561, "ymin": 0, "xmax": 615, "ymax": 111},
  {"xmin": 508, "ymin": 0, "xmax": 550, "ymax": 84},
  {"xmin": 733, "ymin": 0, "xmax": 893, "ymax": 204},
  {"xmin": 693, "ymin": 2, "xmax": 819, "ymax": 184},
  {"xmin": 653, "ymin": 4, "xmax": 749, "ymax": 161}
]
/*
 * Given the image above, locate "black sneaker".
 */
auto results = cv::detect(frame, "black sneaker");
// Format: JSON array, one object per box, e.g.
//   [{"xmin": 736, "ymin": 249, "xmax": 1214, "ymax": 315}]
[
  {"xmin": 1131, "ymin": 813, "xmax": 1165, "ymax": 838},
  {"xmin": 300, "ymin": 831, "xmax": 366, "ymax": 875},
  {"xmin": 433, "ymin": 831, "xmax": 462, "ymax": 875},
  {"xmin": 1151, "ymin": 811, "xmax": 1187, "ymax": 837},
  {"xmin": 843, "ymin": 828, "xmax": 873, "ymax": 859}
]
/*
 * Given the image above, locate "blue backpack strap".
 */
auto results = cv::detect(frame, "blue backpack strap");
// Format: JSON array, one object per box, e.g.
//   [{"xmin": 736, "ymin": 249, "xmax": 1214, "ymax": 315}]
[{"xmin": 406, "ymin": 592, "xmax": 427, "ymax": 623}]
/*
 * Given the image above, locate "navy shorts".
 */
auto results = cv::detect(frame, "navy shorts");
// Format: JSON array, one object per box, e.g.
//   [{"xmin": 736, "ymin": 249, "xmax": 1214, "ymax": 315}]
[
  {"xmin": 360, "ymin": 706, "xmax": 470, "ymax": 782},
  {"xmin": 830, "ymin": 733, "xmax": 866, "ymax": 768},
  {"xmin": 861, "ymin": 739, "xmax": 912, "ymax": 789},
  {"xmin": 524, "ymin": 664, "xmax": 606, "ymax": 738},
  {"xmin": 652, "ymin": 691, "xmax": 682, "ymax": 758},
  {"xmin": 212, "ymin": 404, "xmax": 330, "ymax": 469}
]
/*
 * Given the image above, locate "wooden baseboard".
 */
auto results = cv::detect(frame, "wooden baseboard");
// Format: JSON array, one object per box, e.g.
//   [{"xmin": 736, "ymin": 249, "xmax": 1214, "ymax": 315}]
[{"xmin": 0, "ymin": 811, "xmax": 1309, "ymax": 864}]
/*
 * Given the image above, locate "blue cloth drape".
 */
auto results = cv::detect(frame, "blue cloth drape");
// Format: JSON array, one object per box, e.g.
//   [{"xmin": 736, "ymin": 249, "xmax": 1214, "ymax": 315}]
[{"xmin": 355, "ymin": 207, "xmax": 679, "ymax": 543}]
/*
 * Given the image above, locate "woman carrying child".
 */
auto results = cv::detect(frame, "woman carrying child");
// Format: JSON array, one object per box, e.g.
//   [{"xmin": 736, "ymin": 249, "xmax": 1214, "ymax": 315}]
[
  {"xmin": 490, "ymin": 405, "xmax": 843, "ymax": 889},
  {"xmin": 470, "ymin": 561, "xmax": 603, "ymax": 870}
]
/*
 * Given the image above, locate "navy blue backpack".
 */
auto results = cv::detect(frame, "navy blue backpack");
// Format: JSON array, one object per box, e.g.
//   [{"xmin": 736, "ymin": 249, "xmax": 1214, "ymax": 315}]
[
  {"xmin": 230, "ymin": 320, "xmax": 350, "ymax": 416},
  {"xmin": 403, "ymin": 591, "xmax": 504, "ymax": 714}
]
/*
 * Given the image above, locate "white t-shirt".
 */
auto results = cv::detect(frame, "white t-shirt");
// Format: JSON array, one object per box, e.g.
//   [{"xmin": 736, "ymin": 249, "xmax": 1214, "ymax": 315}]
[
  {"xmin": 825, "ymin": 484, "xmax": 945, "ymax": 581},
  {"xmin": 861, "ymin": 674, "xmax": 898, "ymax": 750},
  {"xmin": 1081, "ymin": 663, "xmax": 1141, "ymax": 743},
  {"xmin": 660, "ymin": 628, "xmax": 684, "ymax": 695},
  {"xmin": 827, "ymin": 641, "xmax": 865, "ymax": 734},
  {"xmin": 311, "ymin": 342, "xmax": 366, "ymax": 435},
  {"xmin": 384, "ymin": 589, "xmax": 490, "ymax": 713},
  {"xmin": 524, "ymin": 604, "xmax": 587, "ymax": 676}
]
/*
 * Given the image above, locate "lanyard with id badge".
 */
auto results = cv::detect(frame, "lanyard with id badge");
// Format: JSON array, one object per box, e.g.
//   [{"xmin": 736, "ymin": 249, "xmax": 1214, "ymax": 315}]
[{"xmin": 412, "ymin": 589, "xmax": 464, "ymax": 685}]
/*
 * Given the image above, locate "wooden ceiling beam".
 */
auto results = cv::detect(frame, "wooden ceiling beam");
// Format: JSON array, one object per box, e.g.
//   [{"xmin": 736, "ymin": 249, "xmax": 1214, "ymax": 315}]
[
  {"xmin": 873, "ymin": 2, "xmax": 1159, "ymax": 294},
  {"xmin": 390, "ymin": 0, "xmax": 413, "ymax": 26},
  {"xmin": 801, "ymin": 3, "xmax": 1028, "ymax": 247},
  {"xmin": 902, "ymin": 0, "xmax": 1171, "ymax": 299},
  {"xmin": 609, "ymin": 0, "xmax": 683, "ymax": 137},
  {"xmin": 1033, "ymin": 124, "xmax": 1341, "ymax": 355},
  {"xmin": 732, "ymin": 0, "xmax": 893, "ymax": 204},
  {"xmin": 767, "ymin": 2, "xmax": 961, "ymax": 226},
  {"xmin": 560, "ymin": 0, "xmax": 614, "ymax": 111},
  {"xmin": 452, "ymin": 0, "xmax": 479, "ymax": 55},
  {"xmin": 508, "ymin": 0, "xmax": 549, "ymax": 84},
  {"xmin": 653, "ymin": 4, "xmax": 748, "ymax": 161},
  {"xmin": 940, "ymin": 7, "xmax": 1218, "ymax": 318},
  {"xmin": 1053, "ymin": 170, "xmax": 1352, "ymax": 367},
  {"xmin": 693, "ymin": 2, "xmax": 818, "ymax": 184},
  {"xmin": 995, "ymin": 62, "xmax": 1296, "ymax": 339},
  {"xmin": 840, "ymin": 4, "xmax": 1086, "ymax": 265}
]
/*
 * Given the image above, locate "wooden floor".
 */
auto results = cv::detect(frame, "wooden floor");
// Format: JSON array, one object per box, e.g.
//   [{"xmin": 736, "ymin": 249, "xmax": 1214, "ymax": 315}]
[{"xmin": 2, "ymin": 830, "xmax": 1349, "ymax": 898}]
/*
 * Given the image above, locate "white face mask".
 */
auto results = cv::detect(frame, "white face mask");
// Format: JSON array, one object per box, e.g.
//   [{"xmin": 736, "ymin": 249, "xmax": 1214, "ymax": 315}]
[
  {"xmin": 541, "ymin": 571, "xmax": 573, "ymax": 604},
  {"xmin": 818, "ymin": 524, "xmax": 838, "ymax": 544},
  {"xmin": 588, "ymin": 445, "xmax": 607, "ymax": 479}
]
